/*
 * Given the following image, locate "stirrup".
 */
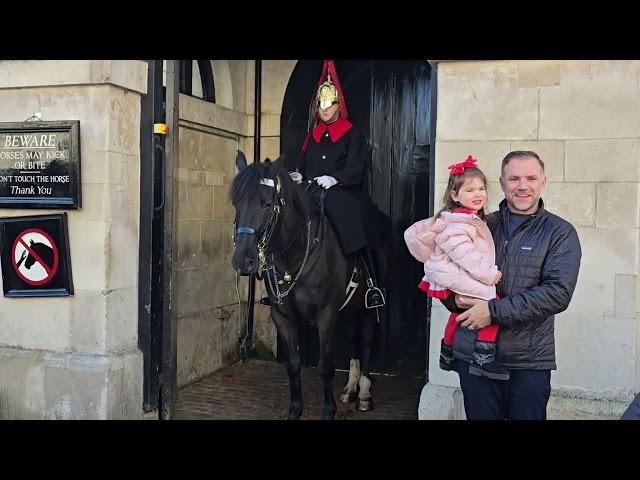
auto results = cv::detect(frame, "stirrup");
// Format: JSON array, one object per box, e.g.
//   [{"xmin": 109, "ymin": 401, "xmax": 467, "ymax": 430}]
[{"xmin": 365, "ymin": 283, "xmax": 386, "ymax": 309}]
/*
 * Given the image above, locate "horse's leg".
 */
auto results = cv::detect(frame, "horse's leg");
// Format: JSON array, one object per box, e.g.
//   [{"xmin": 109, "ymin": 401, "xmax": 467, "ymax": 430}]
[
  {"xmin": 340, "ymin": 358, "xmax": 361, "ymax": 404},
  {"xmin": 271, "ymin": 308, "xmax": 303, "ymax": 420},
  {"xmin": 356, "ymin": 310, "xmax": 376, "ymax": 412},
  {"xmin": 317, "ymin": 308, "xmax": 338, "ymax": 420},
  {"xmin": 339, "ymin": 314, "xmax": 361, "ymax": 404}
]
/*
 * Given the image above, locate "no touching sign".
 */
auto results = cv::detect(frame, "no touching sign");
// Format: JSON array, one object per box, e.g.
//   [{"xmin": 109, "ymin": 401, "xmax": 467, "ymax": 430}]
[
  {"xmin": 12, "ymin": 228, "xmax": 59, "ymax": 286},
  {"xmin": 0, "ymin": 214, "xmax": 73, "ymax": 297}
]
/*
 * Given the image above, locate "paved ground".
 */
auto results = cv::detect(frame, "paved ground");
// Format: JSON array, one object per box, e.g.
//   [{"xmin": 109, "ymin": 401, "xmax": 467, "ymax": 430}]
[{"xmin": 173, "ymin": 359, "xmax": 424, "ymax": 420}]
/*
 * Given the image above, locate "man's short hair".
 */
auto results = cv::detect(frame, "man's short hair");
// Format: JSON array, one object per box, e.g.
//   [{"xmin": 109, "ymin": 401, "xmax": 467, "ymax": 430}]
[{"xmin": 501, "ymin": 151, "xmax": 545, "ymax": 176}]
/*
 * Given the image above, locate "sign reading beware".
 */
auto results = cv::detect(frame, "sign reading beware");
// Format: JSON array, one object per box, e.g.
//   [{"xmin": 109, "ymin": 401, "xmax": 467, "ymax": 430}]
[
  {"xmin": 0, "ymin": 121, "xmax": 81, "ymax": 209},
  {"xmin": 0, "ymin": 214, "xmax": 73, "ymax": 297}
]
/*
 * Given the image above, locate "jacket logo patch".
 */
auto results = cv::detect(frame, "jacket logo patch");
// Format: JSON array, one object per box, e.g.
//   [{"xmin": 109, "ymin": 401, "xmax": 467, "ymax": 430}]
[{"xmin": 521, "ymin": 246, "xmax": 533, "ymax": 250}]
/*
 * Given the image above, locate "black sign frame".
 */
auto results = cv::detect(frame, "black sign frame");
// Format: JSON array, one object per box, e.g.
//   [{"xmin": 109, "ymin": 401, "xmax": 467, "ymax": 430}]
[
  {"xmin": 0, "ymin": 121, "xmax": 81, "ymax": 209},
  {"xmin": 0, "ymin": 213, "xmax": 74, "ymax": 297}
]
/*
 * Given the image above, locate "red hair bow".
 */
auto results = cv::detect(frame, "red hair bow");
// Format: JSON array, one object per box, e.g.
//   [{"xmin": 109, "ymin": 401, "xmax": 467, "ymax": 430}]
[{"xmin": 448, "ymin": 155, "xmax": 478, "ymax": 175}]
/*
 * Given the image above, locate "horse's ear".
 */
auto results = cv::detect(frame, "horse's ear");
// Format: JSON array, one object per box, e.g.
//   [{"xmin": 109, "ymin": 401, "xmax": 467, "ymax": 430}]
[
  {"xmin": 264, "ymin": 157, "xmax": 271, "ymax": 163},
  {"xmin": 279, "ymin": 149, "xmax": 287, "ymax": 164},
  {"xmin": 235, "ymin": 150, "xmax": 248, "ymax": 172}
]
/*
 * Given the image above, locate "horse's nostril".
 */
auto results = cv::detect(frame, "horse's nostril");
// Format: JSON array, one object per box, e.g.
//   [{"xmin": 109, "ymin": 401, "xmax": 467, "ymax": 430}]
[{"xmin": 246, "ymin": 259, "xmax": 255, "ymax": 271}]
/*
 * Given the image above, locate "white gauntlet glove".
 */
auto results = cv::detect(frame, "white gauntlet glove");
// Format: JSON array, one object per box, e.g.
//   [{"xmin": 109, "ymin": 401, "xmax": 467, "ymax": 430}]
[
  {"xmin": 314, "ymin": 175, "xmax": 338, "ymax": 189},
  {"xmin": 289, "ymin": 171, "xmax": 303, "ymax": 184}
]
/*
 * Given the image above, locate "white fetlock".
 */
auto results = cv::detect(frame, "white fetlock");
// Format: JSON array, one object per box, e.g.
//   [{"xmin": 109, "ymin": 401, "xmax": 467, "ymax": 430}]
[
  {"xmin": 358, "ymin": 374, "xmax": 372, "ymax": 401},
  {"xmin": 357, "ymin": 375, "xmax": 374, "ymax": 412},
  {"xmin": 340, "ymin": 358, "xmax": 361, "ymax": 403}
]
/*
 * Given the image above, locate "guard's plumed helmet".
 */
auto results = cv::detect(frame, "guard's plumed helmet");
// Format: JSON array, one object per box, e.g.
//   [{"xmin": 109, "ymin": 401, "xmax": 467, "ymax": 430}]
[
  {"xmin": 313, "ymin": 60, "xmax": 348, "ymax": 118},
  {"xmin": 317, "ymin": 73, "xmax": 339, "ymax": 110}
]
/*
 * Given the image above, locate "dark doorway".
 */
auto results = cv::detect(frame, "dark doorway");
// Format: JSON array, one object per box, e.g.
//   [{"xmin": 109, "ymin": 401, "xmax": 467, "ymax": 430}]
[{"xmin": 280, "ymin": 60, "xmax": 432, "ymax": 377}]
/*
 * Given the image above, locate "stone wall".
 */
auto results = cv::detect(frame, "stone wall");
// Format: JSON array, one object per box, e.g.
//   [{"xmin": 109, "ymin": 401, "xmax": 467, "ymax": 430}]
[
  {"xmin": 0, "ymin": 60, "xmax": 145, "ymax": 419},
  {"xmin": 175, "ymin": 60, "xmax": 280, "ymax": 386}
]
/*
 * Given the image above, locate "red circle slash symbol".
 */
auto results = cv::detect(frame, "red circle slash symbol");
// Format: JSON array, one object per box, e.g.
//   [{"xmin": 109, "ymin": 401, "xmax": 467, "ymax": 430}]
[{"xmin": 12, "ymin": 228, "xmax": 59, "ymax": 286}]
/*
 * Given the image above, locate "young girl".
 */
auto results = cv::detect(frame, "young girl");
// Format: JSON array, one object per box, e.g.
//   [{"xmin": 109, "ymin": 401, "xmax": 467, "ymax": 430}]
[{"xmin": 404, "ymin": 155, "xmax": 508, "ymax": 380}]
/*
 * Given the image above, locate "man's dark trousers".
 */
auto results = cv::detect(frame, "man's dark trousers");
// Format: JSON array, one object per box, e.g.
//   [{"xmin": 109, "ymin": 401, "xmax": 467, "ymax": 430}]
[{"xmin": 456, "ymin": 360, "xmax": 551, "ymax": 420}]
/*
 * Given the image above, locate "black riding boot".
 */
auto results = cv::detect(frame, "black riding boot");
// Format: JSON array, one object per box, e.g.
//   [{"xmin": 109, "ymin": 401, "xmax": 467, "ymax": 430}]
[{"xmin": 360, "ymin": 248, "xmax": 386, "ymax": 309}]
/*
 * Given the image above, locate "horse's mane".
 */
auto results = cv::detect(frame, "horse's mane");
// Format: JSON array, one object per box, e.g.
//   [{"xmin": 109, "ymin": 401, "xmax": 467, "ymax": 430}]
[
  {"xmin": 230, "ymin": 158, "xmax": 312, "ymax": 222},
  {"xmin": 230, "ymin": 161, "xmax": 270, "ymax": 207}
]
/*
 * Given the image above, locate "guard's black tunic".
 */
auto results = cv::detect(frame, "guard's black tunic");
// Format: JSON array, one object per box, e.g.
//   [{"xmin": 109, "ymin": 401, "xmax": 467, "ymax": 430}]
[{"xmin": 300, "ymin": 118, "xmax": 390, "ymax": 255}]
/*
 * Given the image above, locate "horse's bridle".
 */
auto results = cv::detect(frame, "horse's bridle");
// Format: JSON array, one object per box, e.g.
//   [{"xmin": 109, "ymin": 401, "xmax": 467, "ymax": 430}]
[
  {"xmin": 233, "ymin": 174, "xmax": 320, "ymax": 305},
  {"xmin": 233, "ymin": 176, "xmax": 284, "ymax": 272}
]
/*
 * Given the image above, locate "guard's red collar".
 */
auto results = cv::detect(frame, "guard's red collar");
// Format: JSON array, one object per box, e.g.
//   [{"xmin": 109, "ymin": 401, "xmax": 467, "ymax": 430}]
[{"xmin": 312, "ymin": 117, "xmax": 353, "ymax": 144}]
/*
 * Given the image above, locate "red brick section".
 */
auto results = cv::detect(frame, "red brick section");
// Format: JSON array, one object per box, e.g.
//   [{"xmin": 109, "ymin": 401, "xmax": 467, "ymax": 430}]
[{"xmin": 174, "ymin": 359, "xmax": 424, "ymax": 420}]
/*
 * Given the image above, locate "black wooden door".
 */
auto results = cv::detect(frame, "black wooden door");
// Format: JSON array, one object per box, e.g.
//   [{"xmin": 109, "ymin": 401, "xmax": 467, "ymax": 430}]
[{"xmin": 280, "ymin": 60, "xmax": 432, "ymax": 377}]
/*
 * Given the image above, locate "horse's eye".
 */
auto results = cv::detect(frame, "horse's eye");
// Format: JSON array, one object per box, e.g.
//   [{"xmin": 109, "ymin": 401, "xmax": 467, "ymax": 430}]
[{"xmin": 263, "ymin": 201, "xmax": 273, "ymax": 210}]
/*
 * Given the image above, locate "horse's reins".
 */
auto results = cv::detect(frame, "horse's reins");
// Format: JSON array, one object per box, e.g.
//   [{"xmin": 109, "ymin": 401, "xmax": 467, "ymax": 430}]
[{"xmin": 262, "ymin": 181, "xmax": 328, "ymax": 304}]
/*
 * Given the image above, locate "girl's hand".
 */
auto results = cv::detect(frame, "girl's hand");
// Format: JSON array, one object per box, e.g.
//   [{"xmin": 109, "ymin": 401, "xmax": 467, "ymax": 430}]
[{"xmin": 492, "ymin": 271, "xmax": 502, "ymax": 285}]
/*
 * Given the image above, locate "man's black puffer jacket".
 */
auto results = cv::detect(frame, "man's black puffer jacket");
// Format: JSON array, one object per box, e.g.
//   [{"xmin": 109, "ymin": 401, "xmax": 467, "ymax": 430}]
[
  {"xmin": 621, "ymin": 393, "xmax": 640, "ymax": 420},
  {"xmin": 451, "ymin": 199, "xmax": 582, "ymax": 370}
]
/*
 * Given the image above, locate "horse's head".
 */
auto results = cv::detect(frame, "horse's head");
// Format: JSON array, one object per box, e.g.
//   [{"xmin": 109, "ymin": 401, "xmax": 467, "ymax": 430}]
[{"xmin": 230, "ymin": 150, "xmax": 297, "ymax": 276}]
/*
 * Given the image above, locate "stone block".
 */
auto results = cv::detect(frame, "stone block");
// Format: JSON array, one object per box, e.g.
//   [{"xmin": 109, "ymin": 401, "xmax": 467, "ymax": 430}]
[
  {"xmin": 106, "ymin": 222, "xmax": 139, "ymax": 290},
  {"xmin": 543, "ymin": 183, "xmax": 595, "ymax": 227},
  {"xmin": 105, "ymin": 288, "xmax": 137, "ymax": 354},
  {"xmin": 596, "ymin": 183, "xmax": 640, "ymax": 228},
  {"xmin": 68, "ymin": 220, "xmax": 107, "ymax": 290},
  {"xmin": 517, "ymin": 61, "xmax": 562, "ymax": 87},
  {"xmin": 570, "ymin": 228, "xmax": 637, "ymax": 316},
  {"xmin": 554, "ymin": 313, "xmax": 635, "ymax": 397},
  {"xmin": 566, "ymin": 139, "xmax": 640, "ymax": 182},
  {"xmin": 418, "ymin": 383, "xmax": 466, "ymax": 420},
  {"xmin": 177, "ymin": 310, "xmax": 223, "ymax": 387},
  {"xmin": 0, "ymin": 297, "xmax": 69, "ymax": 352},
  {"xmin": 69, "ymin": 289, "xmax": 106, "ymax": 354},
  {"xmin": 539, "ymin": 60, "xmax": 640, "ymax": 139},
  {"xmin": 614, "ymin": 274, "xmax": 639, "ymax": 319},
  {"xmin": 0, "ymin": 348, "xmax": 46, "ymax": 419},
  {"xmin": 437, "ymin": 61, "xmax": 539, "ymax": 140},
  {"xmin": 177, "ymin": 220, "xmax": 201, "ymax": 269}
]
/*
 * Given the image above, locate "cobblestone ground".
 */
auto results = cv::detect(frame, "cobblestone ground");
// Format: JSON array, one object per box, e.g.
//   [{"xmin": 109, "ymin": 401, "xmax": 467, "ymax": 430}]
[{"xmin": 173, "ymin": 359, "xmax": 424, "ymax": 420}]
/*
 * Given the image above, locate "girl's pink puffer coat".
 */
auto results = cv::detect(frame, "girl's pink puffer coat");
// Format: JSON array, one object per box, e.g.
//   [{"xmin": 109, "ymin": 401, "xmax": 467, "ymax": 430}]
[{"xmin": 404, "ymin": 210, "xmax": 498, "ymax": 301}]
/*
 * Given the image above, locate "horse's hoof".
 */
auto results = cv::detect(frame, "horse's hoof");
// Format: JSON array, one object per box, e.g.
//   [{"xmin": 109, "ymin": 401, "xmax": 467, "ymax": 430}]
[
  {"xmin": 356, "ymin": 398, "xmax": 374, "ymax": 412},
  {"xmin": 340, "ymin": 390, "xmax": 358, "ymax": 404},
  {"xmin": 287, "ymin": 408, "xmax": 302, "ymax": 420}
]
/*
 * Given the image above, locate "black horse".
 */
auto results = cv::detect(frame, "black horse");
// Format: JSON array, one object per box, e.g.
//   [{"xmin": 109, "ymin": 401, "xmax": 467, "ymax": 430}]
[{"xmin": 231, "ymin": 151, "xmax": 384, "ymax": 420}]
